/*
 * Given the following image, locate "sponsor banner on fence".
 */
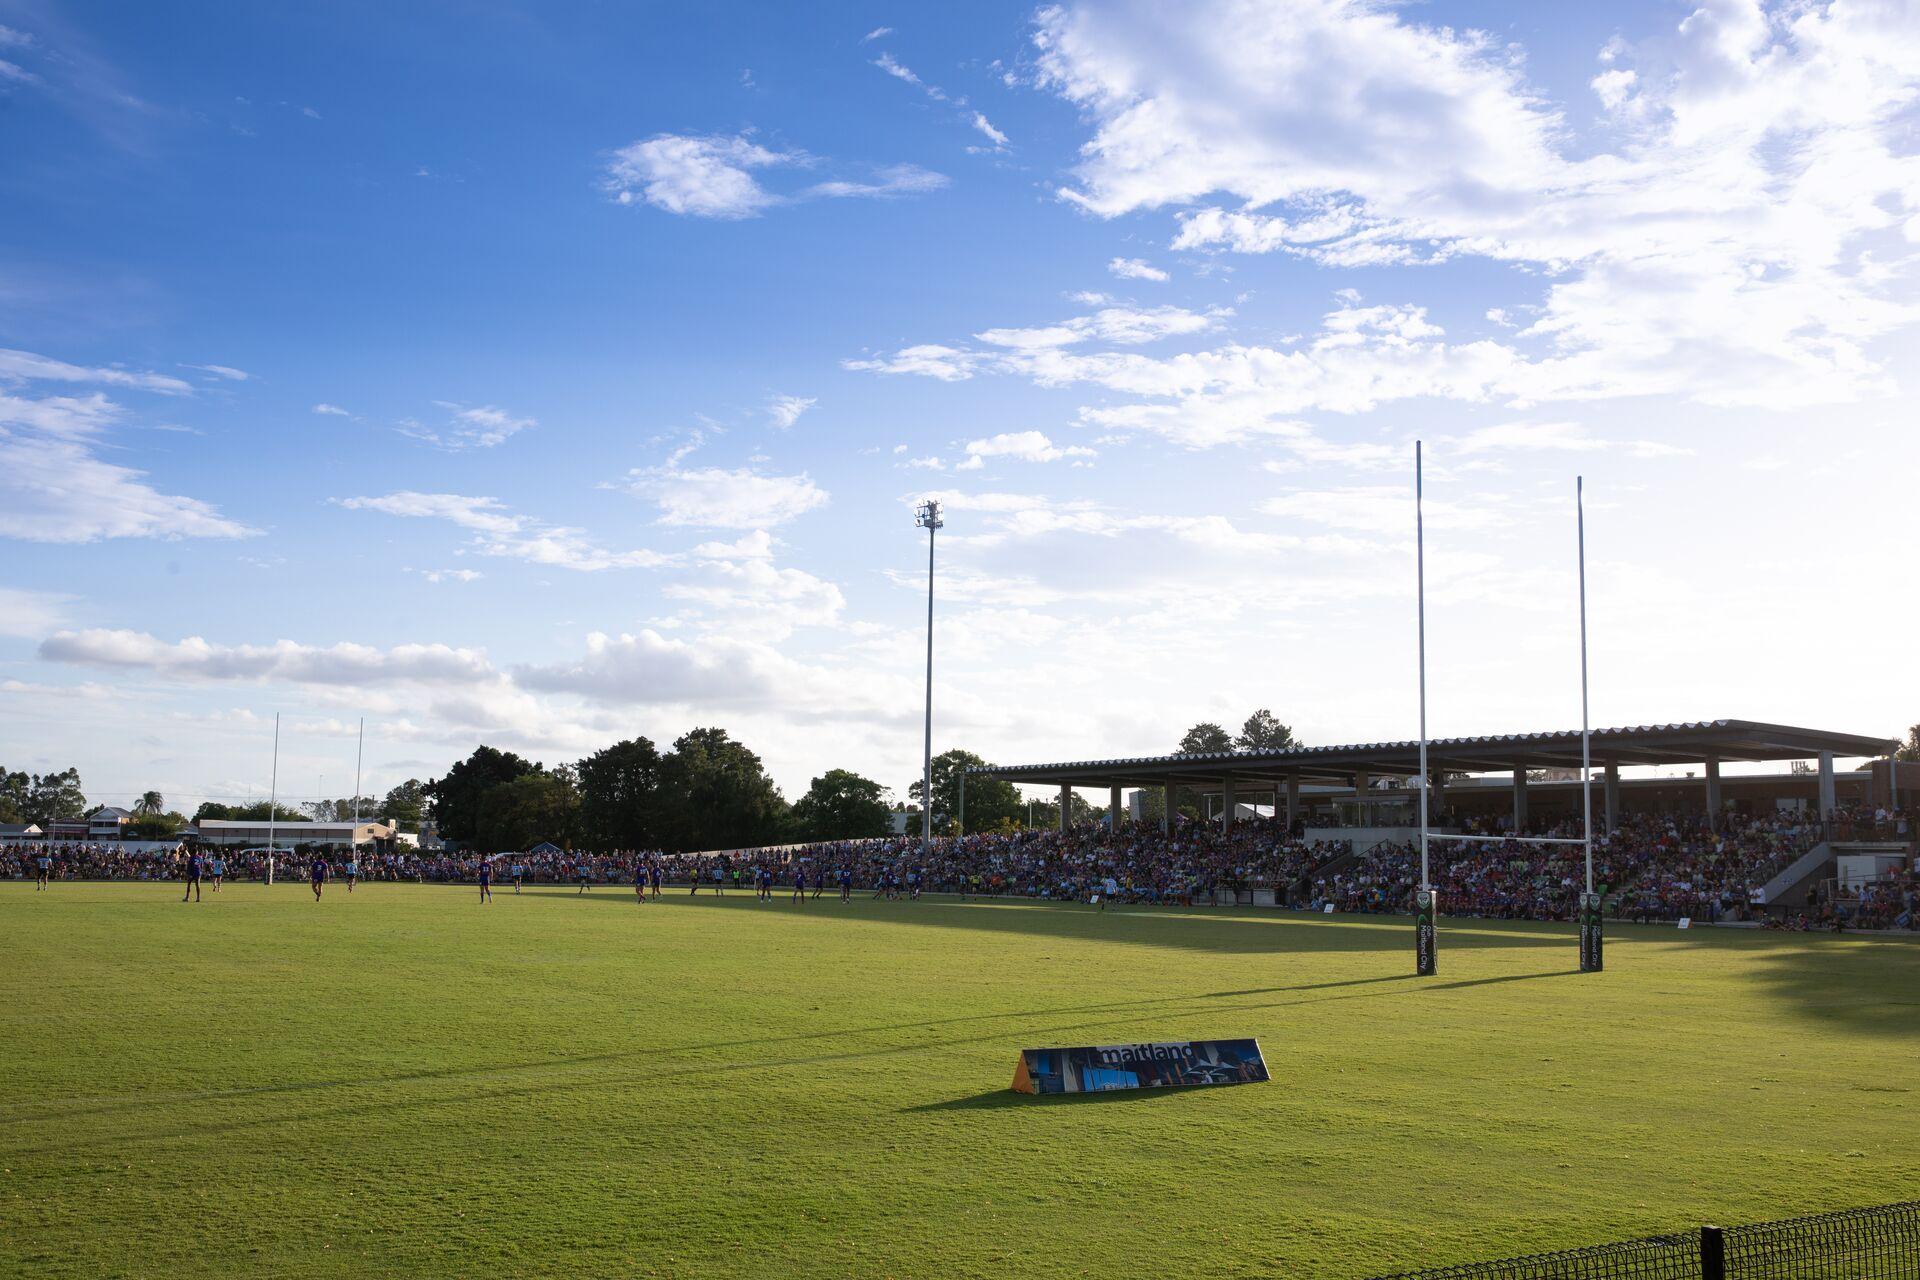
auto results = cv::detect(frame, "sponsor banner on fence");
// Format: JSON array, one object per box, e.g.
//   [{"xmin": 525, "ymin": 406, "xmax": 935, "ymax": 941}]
[{"xmin": 1011, "ymin": 1038, "xmax": 1268, "ymax": 1095}]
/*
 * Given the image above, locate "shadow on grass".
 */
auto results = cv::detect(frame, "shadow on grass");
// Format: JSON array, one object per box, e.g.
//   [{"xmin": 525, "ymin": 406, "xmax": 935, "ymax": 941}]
[
  {"xmin": 1736, "ymin": 933, "xmax": 1920, "ymax": 1037},
  {"xmin": 907, "ymin": 1085, "xmax": 1213, "ymax": 1112},
  {"xmin": 509, "ymin": 885, "xmax": 1585, "ymax": 958}
]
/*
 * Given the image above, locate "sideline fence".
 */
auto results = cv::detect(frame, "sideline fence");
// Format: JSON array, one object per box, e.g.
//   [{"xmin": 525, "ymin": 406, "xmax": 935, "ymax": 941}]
[{"xmin": 1368, "ymin": 1199, "xmax": 1919, "ymax": 1280}]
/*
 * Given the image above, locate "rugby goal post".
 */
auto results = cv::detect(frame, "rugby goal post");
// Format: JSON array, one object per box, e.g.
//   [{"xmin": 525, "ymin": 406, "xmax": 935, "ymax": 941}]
[{"xmin": 1413, "ymin": 445, "xmax": 1599, "ymax": 976}]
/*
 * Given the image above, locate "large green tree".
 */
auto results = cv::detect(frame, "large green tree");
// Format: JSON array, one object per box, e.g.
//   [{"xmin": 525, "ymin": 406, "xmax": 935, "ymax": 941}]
[
  {"xmin": 575, "ymin": 737, "xmax": 664, "ymax": 850},
  {"xmin": 426, "ymin": 746, "xmax": 539, "ymax": 847},
  {"xmin": 134, "ymin": 790, "xmax": 164, "ymax": 817},
  {"xmin": 1237, "ymin": 709, "xmax": 1298, "ymax": 753},
  {"xmin": 1177, "ymin": 722, "xmax": 1234, "ymax": 754},
  {"xmin": 194, "ymin": 800, "xmax": 307, "ymax": 824},
  {"xmin": 474, "ymin": 771, "xmax": 579, "ymax": 851},
  {"xmin": 381, "ymin": 779, "xmax": 428, "ymax": 831},
  {"xmin": 17, "ymin": 768, "xmax": 87, "ymax": 825},
  {"xmin": 655, "ymin": 727, "xmax": 789, "ymax": 852},
  {"xmin": 792, "ymin": 769, "xmax": 893, "ymax": 841},
  {"xmin": 1898, "ymin": 724, "xmax": 1920, "ymax": 764},
  {"xmin": 907, "ymin": 749, "xmax": 1022, "ymax": 834},
  {"xmin": 0, "ymin": 768, "xmax": 26, "ymax": 824}
]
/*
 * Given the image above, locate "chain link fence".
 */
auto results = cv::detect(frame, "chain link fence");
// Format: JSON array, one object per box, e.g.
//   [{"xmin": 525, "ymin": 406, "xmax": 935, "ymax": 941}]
[{"xmin": 1368, "ymin": 1200, "xmax": 1918, "ymax": 1280}]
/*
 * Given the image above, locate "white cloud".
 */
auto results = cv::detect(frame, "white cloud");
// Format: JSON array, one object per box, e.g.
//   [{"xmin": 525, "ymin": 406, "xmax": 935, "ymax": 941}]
[
  {"xmin": 1107, "ymin": 256, "xmax": 1167, "ymax": 281},
  {"xmin": 1033, "ymin": 0, "xmax": 1920, "ymax": 411},
  {"xmin": 959, "ymin": 430, "xmax": 1097, "ymax": 468},
  {"xmin": 767, "ymin": 393, "xmax": 816, "ymax": 428},
  {"xmin": 624, "ymin": 464, "xmax": 829, "ymax": 529},
  {"xmin": 40, "ymin": 629, "xmax": 497, "ymax": 686},
  {"xmin": 312, "ymin": 403, "xmax": 350, "ymax": 416},
  {"xmin": 971, "ymin": 112, "xmax": 1009, "ymax": 147},
  {"xmin": 605, "ymin": 132, "xmax": 947, "ymax": 218},
  {"xmin": 691, "ymin": 529, "xmax": 776, "ymax": 560},
  {"xmin": 1442, "ymin": 421, "xmax": 1691, "ymax": 459},
  {"xmin": 409, "ymin": 568, "xmax": 485, "ymax": 584},
  {"xmin": 0, "ymin": 433, "xmax": 258, "ymax": 543},
  {"xmin": 605, "ymin": 133, "xmax": 795, "ymax": 218},
  {"xmin": 0, "ymin": 586, "xmax": 71, "ymax": 639},
  {"xmin": 0, "ymin": 347, "xmax": 192, "ymax": 394},
  {"xmin": 0, "ymin": 388, "xmax": 256, "ymax": 543},
  {"xmin": 862, "ymin": 27, "xmax": 894, "ymax": 43},
  {"xmin": 182, "ymin": 363, "xmax": 249, "ymax": 381},
  {"xmin": 397, "ymin": 403, "xmax": 533, "ymax": 450},
  {"xmin": 804, "ymin": 165, "xmax": 948, "ymax": 200},
  {"xmin": 1260, "ymin": 486, "xmax": 1507, "ymax": 535},
  {"xmin": 664, "ymin": 557, "xmax": 845, "ymax": 636},
  {"xmin": 337, "ymin": 492, "xmax": 671, "ymax": 572},
  {"xmin": 873, "ymin": 51, "xmax": 922, "ymax": 86}
]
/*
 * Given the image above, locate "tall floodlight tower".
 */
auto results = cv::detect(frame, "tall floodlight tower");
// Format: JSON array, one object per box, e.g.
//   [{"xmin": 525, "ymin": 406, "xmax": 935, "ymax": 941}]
[{"xmin": 915, "ymin": 499, "xmax": 944, "ymax": 851}]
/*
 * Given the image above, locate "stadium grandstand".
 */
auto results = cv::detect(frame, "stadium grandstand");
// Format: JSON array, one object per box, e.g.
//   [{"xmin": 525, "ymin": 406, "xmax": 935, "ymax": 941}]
[{"xmin": 967, "ymin": 718, "xmax": 1905, "ymax": 836}]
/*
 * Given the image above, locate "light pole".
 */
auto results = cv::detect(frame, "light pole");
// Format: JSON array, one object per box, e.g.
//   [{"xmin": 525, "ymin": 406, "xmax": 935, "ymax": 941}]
[{"xmin": 915, "ymin": 499, "xmax": 943, "ymax": 851}]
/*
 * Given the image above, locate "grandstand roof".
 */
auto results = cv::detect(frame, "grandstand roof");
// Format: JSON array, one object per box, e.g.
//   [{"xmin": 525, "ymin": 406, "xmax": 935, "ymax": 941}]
[{"xmin": 968, "ymin": 719, "xmax": 1897, "ymax": 789}]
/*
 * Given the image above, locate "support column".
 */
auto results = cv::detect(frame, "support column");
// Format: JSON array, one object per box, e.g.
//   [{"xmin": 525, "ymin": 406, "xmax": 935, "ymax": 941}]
[
  {"xmin": 1512, "ymin": 766, "xmax": 1529, "ymax": 833},
  {"xmin": 1428, "ymin": 767, "xmax": 1446, "ymax": 825},
  {"xmin": 1108, "ymin": 785, "xmax": 1122, "ymax": 832},
  {"xmin": 1162, "ymin": 784, "xmax": 1174, "ymax": 834},
  {"xmin": 1353, "ymin": 770, "xmax": 1370, "ymax": 826},
  {"xmin": 1058, "ymin": 784, "xmax": 1070, "ymax": 833},
  {"xmin": 1603, "ymin": 761, "xmax": 1620, "ymax": 833},
  {"xmin": 1704, "ymin": 755, "xmax": 1723, "ymax": 831},
  {"xmin": 1221, "ymin": 779, "xmax": 1237, "ymax": 830},
  {"xmin": 1817, "ymin": 751, "xmax": 1836, "ymax": 821},
  {"xmin": 1285, "ymin": 776, "xmax": 1300, "ymax": 829}
]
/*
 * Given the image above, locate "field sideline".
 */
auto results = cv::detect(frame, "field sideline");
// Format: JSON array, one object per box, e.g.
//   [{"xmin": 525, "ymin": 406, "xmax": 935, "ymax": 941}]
[{"xmin": 2, "ymin": 883, "xmax": 1916, "ymax": 1279}]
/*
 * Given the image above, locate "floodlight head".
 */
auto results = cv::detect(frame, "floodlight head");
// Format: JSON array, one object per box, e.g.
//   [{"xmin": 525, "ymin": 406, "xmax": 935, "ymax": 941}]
[{"xmin": 915, "ymin": 498, "xmax": 943, "ymax": 529}]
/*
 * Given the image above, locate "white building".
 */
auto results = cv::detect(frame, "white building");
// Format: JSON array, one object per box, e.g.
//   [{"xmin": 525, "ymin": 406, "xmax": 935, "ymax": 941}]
[
  {"xmin": 88, "ymin": 806, "xmax": 135, "ymax": 840},
  {"xmin": 194, "ymin": 818, "xmax": 396, "ymax": 849}
]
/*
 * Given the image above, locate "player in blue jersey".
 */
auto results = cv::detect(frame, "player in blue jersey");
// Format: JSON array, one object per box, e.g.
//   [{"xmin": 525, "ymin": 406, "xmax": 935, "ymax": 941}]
[
  {"xmin": 838, "ymin": 865, "xmax": 853, "ymax": 903},
  {"xmin": 478, "ymin": 859, "xmax": 493, "ymax": 903},
  {"xmin": 577, "ymin": 860, "xmax": 592, "ymax": 894},
  {"xmin": 790, "ymin": 863, "xmax": 807, "ymax": 903},
  {"xmin": 208, "ymin": 853, "xmax": 226, "ymax": 892},
  {"xmin": 181, "ymin": 850, "xmax": 203, "ymax": 903},
  {"xmin": 907, "ymin": 866, "xmax": 923, "ymax": 900},
  {"xmin": 344, "ymin": 855, "xmax": 359, "ymax": 893},
  {"xmin": 511, "ymin": 862, "xmax": 525, "ymax": 893},
  {"xmin": 649, "ymin": 861, "xmax": 663, "ymax": 899},
  {"xmin": 309, "ymin": 856, "xmax": 329, "ymax": 902},
  {"xmin": 35, "ymin": 851, "xmax": 52, "ymax": 890}
]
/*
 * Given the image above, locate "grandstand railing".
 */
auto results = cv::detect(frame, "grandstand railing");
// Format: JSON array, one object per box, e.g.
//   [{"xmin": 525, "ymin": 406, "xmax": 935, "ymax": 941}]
[{"xmin": 1365, "ymin": 1199, "xmax": 1919, "ymax": 1280}]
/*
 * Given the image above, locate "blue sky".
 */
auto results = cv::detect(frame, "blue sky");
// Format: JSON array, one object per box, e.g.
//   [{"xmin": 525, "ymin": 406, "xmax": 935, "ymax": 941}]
[{"xmin": 2, "ymin": 0, "xmax": 1917, "ymax": 813}]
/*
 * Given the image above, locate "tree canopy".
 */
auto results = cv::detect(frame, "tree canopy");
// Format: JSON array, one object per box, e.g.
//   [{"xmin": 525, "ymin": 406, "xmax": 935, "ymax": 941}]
[
  {"xmin": 792, "ymin": 769, "xmax": 892, "ymax": 841},
  {"xmin": 426, "ymin": 746, "xmax": 540, "ymax": 846},
  {"xmin": 1176, "ymin": 723, "xmax": 1234, "ymax": 754},
  {"xmin": 1237, "ymin": 709, "xmax": 1298, "ymax": 752},
  {"xmin": 575, "ymin": 737, "xmax": 664, "ymax": 851}
]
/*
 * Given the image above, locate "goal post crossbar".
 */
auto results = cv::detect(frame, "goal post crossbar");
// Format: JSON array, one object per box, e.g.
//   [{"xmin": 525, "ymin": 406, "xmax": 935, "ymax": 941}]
[{"xmin": 1423, "ymin": 833, "xmax": 1591, "ymax": 847}]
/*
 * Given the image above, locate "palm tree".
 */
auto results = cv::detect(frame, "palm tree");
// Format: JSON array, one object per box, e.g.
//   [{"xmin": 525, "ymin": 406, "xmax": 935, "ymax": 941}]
[{"xmin": 135, "ymin": 790, "xmax": 163, "ymax": 817}]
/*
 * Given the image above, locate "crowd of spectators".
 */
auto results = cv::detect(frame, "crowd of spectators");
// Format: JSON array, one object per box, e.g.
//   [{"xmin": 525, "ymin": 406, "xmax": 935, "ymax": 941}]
[
  {"xmin": 1307, "ymin": 810, "xmax": 1830, "ymax": 923},
  {"xmin": 6, "ymin": 805, "xmax": 1914, "ymax": 931}
]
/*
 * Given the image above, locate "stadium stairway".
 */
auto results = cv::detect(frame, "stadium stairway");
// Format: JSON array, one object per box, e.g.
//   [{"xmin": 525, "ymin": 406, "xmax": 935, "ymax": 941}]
[{"xmin": 1758, "ymin": 841, "xmax": 1835, "ymax": 908}]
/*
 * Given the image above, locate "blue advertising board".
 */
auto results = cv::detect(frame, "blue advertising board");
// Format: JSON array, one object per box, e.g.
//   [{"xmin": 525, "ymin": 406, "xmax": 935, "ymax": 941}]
[{"xmin": 1011, "ymin": 1038, "xmax": 1268, "ymax": 1094}]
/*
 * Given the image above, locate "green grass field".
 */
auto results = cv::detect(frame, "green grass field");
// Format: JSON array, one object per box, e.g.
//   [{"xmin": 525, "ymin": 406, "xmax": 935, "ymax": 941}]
[{"xmin": 2, "ymin": 883, "xmax": 1916, "ymax": 1279}]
